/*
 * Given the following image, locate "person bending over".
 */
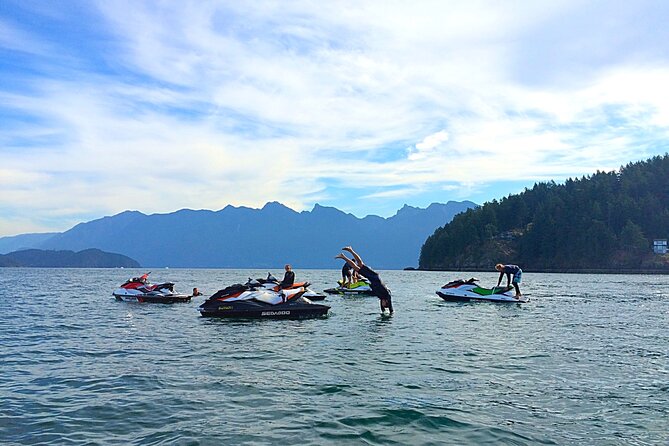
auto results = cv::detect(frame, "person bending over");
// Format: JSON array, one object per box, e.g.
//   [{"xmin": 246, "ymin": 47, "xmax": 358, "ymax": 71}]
[
  {"xmin": 336, "ymin": 246, "xmax": 393, "ymax": 314},
  {"xmin": 495, "ymin": 263, "xmax": 522, "ymax": 298}
]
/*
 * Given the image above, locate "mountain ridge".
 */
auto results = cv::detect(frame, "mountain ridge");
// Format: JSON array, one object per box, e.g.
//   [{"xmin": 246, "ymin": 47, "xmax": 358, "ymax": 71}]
[
  {"xmin": 0, "ymin": 248, "xmax": 140, "ymax": 268},
  {"xmin": 0, "ymin": 201, "xmax": 476, "ymax": 268}
]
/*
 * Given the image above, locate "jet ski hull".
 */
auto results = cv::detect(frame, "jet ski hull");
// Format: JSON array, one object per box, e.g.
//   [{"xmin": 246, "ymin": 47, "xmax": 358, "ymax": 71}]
[
  {"xmin": 324, "ymin": 287, "xmax": 375, "ymax": 296},
  {"xmin": 436, "ymin": 291, "xmax": 528, "ymax": 303},
  {"xmin": 199, "ymin": 299, "xmax": 330, "ymax": 319},
  {"xmin": 113, "ymin": 293, "xmax": 192, "ymax": 304}
]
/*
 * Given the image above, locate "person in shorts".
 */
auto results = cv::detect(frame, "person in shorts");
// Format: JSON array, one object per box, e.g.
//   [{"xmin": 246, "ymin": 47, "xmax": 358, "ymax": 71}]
[
  {"xmin": 341, "ymin": 262, "xmax": 353, "ymax": 287},
  {"xmin": 495, "ymin": 263, "xmax": 523, "ymax": 298}
]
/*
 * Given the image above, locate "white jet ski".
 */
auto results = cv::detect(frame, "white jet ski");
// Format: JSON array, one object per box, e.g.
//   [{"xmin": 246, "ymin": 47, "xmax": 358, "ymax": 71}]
[
  {"xmin": 436, "ymin": 278, "xmax": 529, "ymax": 303},
  {"xmin": 112, "ymin": 272, "xmax": 192, "ymax": 304}
]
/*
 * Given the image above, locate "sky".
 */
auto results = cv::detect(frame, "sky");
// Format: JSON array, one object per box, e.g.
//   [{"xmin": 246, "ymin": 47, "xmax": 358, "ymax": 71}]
[{"xmin": 1, "ymin": 0, "xmax": 669, "ymax": 237}]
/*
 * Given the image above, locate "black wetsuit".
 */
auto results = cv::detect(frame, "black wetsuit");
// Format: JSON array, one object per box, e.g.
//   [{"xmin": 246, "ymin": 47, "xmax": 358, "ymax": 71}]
[
  {"xmin": 280, "ymin": 270, "xmax": 295, "ymax": 289},
  {"xmin": 358, "ymin": 264, "xmax": 393, "ymax": 312}
]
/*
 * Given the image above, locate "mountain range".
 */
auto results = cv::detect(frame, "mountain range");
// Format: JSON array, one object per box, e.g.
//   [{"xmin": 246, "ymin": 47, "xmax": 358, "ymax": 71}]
[{"xmin": 0, "ymin": 201, "xmax": 476, "ymax": 269}]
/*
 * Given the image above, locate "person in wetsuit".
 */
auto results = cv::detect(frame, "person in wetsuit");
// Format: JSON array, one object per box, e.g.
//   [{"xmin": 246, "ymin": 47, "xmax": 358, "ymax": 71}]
[
  {"xmin": 280, "ymin": 264, "xmax": 295, "ymax": 289},
  {"xmin": 495, "ymin": 263, "xmax": 523, "ymax": 298},
  {"xmin": 336, "ymin": 246, "xmax": 393, "ymax": 314}
]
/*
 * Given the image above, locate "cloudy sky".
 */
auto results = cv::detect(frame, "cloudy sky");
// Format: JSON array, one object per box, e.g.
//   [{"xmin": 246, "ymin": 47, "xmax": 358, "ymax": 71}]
[{"xmin": 1, "ymin": 0, "xmax": 669, "ymax": 236}]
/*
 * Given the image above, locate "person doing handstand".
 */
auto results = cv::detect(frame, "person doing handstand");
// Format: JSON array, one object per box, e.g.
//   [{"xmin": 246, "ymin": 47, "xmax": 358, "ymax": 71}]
[
  {"xmin": 495, "ymin": 263, "xmax": 523, "ymax": 298},
  {"xmin": 336, "ymin": 246, "xmax": 393, "ymax": 314}
]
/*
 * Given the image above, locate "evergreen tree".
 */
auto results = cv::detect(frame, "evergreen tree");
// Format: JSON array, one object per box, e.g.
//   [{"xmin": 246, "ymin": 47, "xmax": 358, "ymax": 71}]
[{"xmin": 419, "ymin": 154, "xmax": 669, "ymax": 270}]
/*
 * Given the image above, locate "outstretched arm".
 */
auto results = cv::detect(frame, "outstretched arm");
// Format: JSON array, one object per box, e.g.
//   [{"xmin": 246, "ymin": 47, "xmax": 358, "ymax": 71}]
[
  {"xmin": 496, "ymin": 271, "xmax": 504, "ymax": 287},
  {"xmin": 342, "ymin": 246, "xmax": 364, "ymax": 266},
  {"xmin": 335, "ymin": 253, "xmax": 360, "ymax": 272}
]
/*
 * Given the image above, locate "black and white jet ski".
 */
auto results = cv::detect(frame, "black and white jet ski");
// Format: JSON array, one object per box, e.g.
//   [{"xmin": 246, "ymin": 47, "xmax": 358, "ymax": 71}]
[
  {"xmin": 324, "ymin": 279, "xmax": 375, "ymax": 296},
  {"xmin": 248, "ymin": 273, "xmax": 327, "ymax": 301},
  {"xmin": 113, "ymin": 273, "xmax": 192, "ymax": 304},
  {"xmin": 436, "ymin": 278, "xmax": 529, "ymax": 303},
  {"xmin": 199, "ymin": 280, "xmax": 330, "ymax": 319}
]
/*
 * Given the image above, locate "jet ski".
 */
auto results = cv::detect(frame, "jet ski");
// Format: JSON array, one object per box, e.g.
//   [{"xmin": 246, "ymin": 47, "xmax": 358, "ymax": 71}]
[
  {"xmin": 247, "ymin": 273, "xmax": 327, "ymax": 301},
  {"xmin": 324, "ymin": 279, "xmax": 375, "ymax": 296},
  {"xmin": 436, "ymin": 278, "xmax": 529, "ymax": 303},
  {"xmin": 199, "ymin": 281, "xmax": 330, "ymax": 319},
  {"xmin": 113, "ymin": 272, "xmax": 192, "ymax": 304}
]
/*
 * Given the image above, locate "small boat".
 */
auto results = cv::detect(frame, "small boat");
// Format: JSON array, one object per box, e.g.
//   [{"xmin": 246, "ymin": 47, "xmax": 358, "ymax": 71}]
[
  {"xmin": 436, "ymin": 278, "xmax": 529, "ymax": 303},
  {"xmin": 112, "ymin": 272, "xmax": 192, "ymax": 304},
  {"xmin": 199, "ymin": 282, "xmax": 330, "ymax": 319},
  {"xmin": 324, "ymin": 280, "xmax": 375, "ymax": 296}
]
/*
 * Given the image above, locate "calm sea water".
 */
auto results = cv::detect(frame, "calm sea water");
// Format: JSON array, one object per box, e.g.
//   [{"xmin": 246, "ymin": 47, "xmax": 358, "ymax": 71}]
[{"xmin": 0, "ymin": 268, "xmax": 667, "ymax": 445}]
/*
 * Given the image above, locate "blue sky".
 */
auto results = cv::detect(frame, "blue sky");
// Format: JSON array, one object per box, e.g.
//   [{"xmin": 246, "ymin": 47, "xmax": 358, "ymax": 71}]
[{"xmin": 1, "ymin": 1, "xmax": 669, "ymax": 236}]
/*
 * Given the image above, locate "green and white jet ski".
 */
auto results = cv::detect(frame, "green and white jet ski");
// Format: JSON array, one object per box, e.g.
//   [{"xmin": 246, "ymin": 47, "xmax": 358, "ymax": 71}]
[
  {"xmin": 436, "ymin": 278, "xmax": 529, "ymax": 303},
  {"xmin": 324, "ymin": 279, "xmax": 375, "ymax": 296}
]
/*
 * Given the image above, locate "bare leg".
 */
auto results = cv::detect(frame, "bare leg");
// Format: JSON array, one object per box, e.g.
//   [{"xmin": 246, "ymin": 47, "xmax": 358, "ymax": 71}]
[{"xmin": 380, "ymin": 298, "xmax": 394, "ymax": 314}]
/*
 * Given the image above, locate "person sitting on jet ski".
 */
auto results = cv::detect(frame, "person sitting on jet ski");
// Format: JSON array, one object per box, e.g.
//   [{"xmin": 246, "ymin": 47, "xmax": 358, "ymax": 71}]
[
  {"xmin": 279, "ymin": 264, "xmax": 295, "ymax": 289},
  {"xmin": 336, "ymin": 246, "xmax": 393, "ymax": 314},
  {"xmin": 495, "ymin": 263, "xmax": 523, "ymax": 298}
]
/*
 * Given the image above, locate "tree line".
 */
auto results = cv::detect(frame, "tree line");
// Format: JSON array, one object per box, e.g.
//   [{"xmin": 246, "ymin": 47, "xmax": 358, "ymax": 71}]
[{"xmin": 419, "ymin": 154, "xmax": 669, "ymax": 271}]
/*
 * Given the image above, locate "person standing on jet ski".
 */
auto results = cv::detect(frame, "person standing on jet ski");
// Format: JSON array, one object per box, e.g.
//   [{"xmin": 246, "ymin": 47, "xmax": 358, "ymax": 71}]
[
  {"xmin": 336, "ymin": 246, "xmax": 393, "ymax": 314},
  {"xmin": 279, "ymin": 264, "xmax": 295, "ymax": 289},
  {"xmin": 341, "ymin": 262, "xmax": 353, "ymax": 287},
  {"xmin": 495, "ymin": 263, "xmax": 523, "ymax": 298}
]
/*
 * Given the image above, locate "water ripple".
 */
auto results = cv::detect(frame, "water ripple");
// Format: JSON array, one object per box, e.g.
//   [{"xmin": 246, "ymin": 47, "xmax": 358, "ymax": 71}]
[{"xmin": 1, "ymin": 269, "xmax": 667, "ymax": 445}]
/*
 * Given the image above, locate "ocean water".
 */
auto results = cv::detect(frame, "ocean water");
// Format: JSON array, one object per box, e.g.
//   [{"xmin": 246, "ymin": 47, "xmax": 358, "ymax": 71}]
[{"xmin": 0, "ymin": 268, "xmax": 667, "ymax": 445}]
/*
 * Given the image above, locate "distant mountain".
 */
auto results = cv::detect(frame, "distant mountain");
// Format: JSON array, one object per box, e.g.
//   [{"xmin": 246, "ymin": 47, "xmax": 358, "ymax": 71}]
[
  {"xmin": 3, "ymin": 201, "xmax": 476, "ymax": 269},
  {"xmin": 0, "ymin": 233, "xmax": 58, "ymax": 254},
  {"xmin": 0, "ymin": 248, "xmax": 140, "ymax": 268}
]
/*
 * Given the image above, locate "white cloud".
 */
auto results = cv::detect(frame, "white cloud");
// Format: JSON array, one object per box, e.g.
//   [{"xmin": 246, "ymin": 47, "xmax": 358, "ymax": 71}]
[
  {"xmin": 407, "ymin": 130, "xmax": 449, "ymax": 161},
  {"xmin": 1, "ymin": 1, "xmax": 669, "ymax": 234}
]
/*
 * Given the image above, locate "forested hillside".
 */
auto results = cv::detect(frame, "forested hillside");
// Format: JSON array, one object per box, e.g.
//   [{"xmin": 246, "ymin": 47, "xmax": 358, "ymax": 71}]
[
  {"xmin": 0, "ymin": 249, "xmax": 140, "ymax": 268},
  {"xmin": 420, "ymin": 155, "xmax": 669, "ymax": 271}
]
